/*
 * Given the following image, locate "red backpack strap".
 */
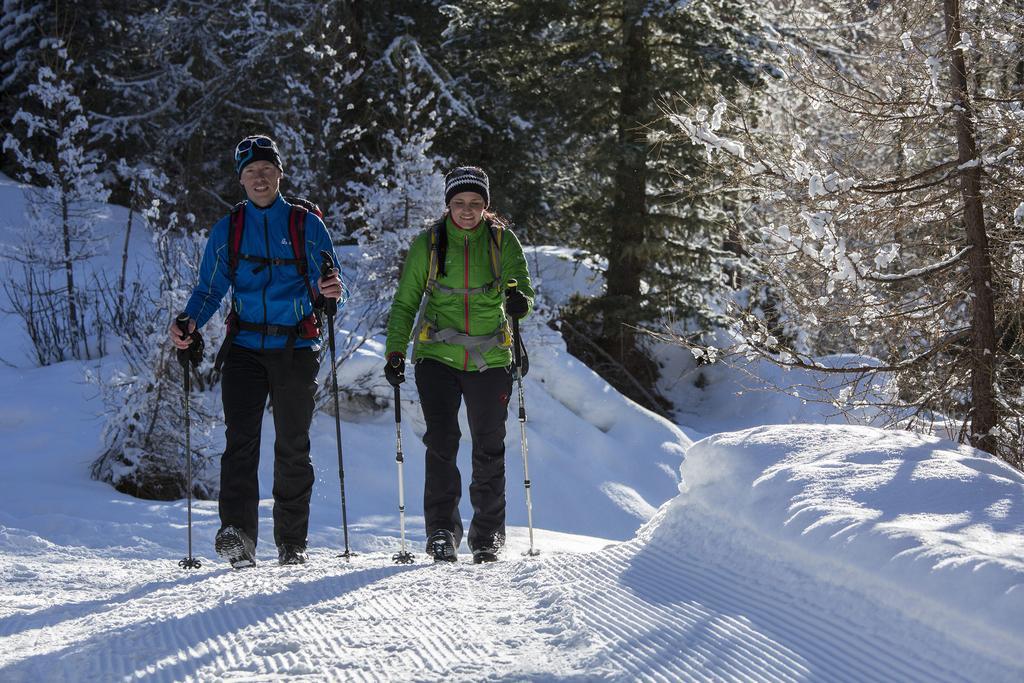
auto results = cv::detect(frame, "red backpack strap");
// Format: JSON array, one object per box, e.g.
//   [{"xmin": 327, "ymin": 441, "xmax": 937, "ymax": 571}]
[
  {"xmin": 288, "ymin": 205, "xmax": 318, "ymax": 304},
  {"xmin": 227, "ymin": 201, "xmax": 246, "ymax": 282}
]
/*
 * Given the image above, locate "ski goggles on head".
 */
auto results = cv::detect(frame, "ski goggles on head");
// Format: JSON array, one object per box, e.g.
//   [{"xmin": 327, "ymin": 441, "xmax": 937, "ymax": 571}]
[
  {"xmin": 234, "ymin": 136, "xmax": 275, "ymax": 159},
  {"xmin": 234, "ymin": 136, "xmax": 281, "ymax": 174}
]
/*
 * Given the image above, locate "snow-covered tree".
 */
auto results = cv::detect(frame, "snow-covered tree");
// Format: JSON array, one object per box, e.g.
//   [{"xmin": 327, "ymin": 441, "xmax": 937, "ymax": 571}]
[
  {"xmin": 313, "ymin": 33, "xmax": 450, "ymax": 407},
  {"xmin": 347, "ymin": 35, "xmax": 448, "ymax": 244},
  {"xmin": 0, "ymin": 0, "xmax": 46, "ymax": 96},
  {"xmin": 92, "ymin": 215, "xmax": 224, "ymax": 501},
  {"xmin": 268, "ymin": 6, "xmax": 364, "ymax": 224},
  {"xmin": 666, "ymin": 0, "xmax": 1024, "ymax": 467},
  {"xmin": 2, "ymin": 50, "xmax": 110, "ymax": 363},
  {"xmin": 109, "ymin": 160, "xmax": 171, "ymax": 325},
  {"xmin": 442, "ymin": 0, "xmax": 775, "ymax": 409}
]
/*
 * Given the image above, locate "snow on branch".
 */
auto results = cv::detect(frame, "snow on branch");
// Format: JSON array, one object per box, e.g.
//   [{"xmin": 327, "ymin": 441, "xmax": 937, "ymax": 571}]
[
  {"xmin": 861, "ymin": 246, "xmax": 971, "ymax": 282},
  {"xmin": 382, "ymin": 34, "xmax": 488, "ymax": 132},
  {"xmin": 669, "ymin": 102, "xmax": 745, "ymax": 161}
]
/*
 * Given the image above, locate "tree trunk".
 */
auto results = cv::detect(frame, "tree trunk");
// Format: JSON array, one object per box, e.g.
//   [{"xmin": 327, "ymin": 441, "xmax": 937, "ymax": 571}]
[
  {"xmin": 943, "ymin": 0, "xmax": 998, "ymax": 453},
  {"xmin": 119, "ymin": 203, "xmax": 134, "ymax": 322},
  {"xmin": 61, "ymin": 189, "xmax": 80, "ymax": 358},
  {"xmin": 602, "ymin": 0, "xmax": 651, "ymax": 363}
]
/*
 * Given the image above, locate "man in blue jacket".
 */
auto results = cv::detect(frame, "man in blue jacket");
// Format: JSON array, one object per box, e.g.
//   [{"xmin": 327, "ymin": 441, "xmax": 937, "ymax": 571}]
[{"xmin": 169, "ymin": 135, "xmax": 343, "ymax": 568}]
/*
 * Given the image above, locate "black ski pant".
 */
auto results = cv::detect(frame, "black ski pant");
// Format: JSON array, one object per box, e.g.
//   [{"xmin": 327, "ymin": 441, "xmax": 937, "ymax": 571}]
[
  {"xmin": 414, "ymin": 358, "xmax": 513, "ymax": 551},
  {"xmin": 219, "ymin": 345, "xmax": 319, "ymax": 549}
]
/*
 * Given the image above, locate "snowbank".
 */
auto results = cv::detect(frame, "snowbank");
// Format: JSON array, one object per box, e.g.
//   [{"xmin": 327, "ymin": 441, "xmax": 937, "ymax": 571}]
[
  {"xmin": 661, "ymin": 341, "xmax": 895, "ymax": 436},
  {"xmin": 666, "ymin": 424, "xmax": 1024, "ymax": 662}
]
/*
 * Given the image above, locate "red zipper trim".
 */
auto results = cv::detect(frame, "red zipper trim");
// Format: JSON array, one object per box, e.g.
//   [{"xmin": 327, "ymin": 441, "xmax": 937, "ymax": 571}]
[{"xmin": 463, "ymin": 235, "xmax": 470, "ymax": 370}]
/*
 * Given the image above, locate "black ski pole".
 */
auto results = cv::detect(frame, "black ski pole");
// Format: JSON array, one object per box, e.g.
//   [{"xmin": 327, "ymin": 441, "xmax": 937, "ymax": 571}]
[
  {"xmin": 176, "ymin": 313, "xmax": 202, "ymax": 570},
  {"xmin": 321, "ymin": 251, "xmax": 355, "ymax": 561},
  {"xmin": 391, "ymin": 380, "xmax": 413, "ymax": 564},
  {"xmin": 506, "ymin": 280, "xmax": 540, "ymax": 557}
]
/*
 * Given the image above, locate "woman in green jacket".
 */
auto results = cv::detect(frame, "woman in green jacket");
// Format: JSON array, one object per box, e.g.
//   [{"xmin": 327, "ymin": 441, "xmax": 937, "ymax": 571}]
[{"xmin": 384, "ymin": 166, "xmax": 534, "ymax": 563}]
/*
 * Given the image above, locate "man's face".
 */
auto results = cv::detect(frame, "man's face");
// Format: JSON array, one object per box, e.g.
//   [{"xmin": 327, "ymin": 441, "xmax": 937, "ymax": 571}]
[
  {"xmin": 240, "ymin": 161, "xmax": 282, "ymax": 206},
  {"xmin": 449, "ymin": 191, "xmax": 486, "ymax": 229}
]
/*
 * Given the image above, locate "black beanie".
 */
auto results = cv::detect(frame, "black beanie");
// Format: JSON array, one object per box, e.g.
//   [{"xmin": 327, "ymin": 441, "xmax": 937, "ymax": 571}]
[
  {"xmin": 235, "ymin": 135, "xmax": 284, "ymax": 176},
  {"xmin": 444, "ymin": 166, "xmax": 489, "ymax": 207}
]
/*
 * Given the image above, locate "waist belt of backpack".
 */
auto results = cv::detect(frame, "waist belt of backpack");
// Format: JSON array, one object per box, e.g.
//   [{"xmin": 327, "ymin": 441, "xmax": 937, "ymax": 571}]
[
  {"xmin": 214, "ymin": 317, "xmax": 301, "ymax": 371},
  {"xmin": 410, "ymin": 278, "xmax": 498, "ymax": 364},
  {"xmin": 242, "ymin": 254, "xmax": 303, "ymax": 273},
  {"xmin": 423, "ymin": 325, "xmax": 507, "ymax": 371}
]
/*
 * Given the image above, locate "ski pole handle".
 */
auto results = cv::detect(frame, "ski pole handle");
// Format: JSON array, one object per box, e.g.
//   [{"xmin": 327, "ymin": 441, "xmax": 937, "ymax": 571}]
[
  {"xmin": 176, "ymin": 313, "xmax": 191, "ymax": 336},
  {"xmin": 175, "ymin": 314, "xmax": 192, "ymax": 369},
  {"xmin": 320, "ymin": 250, "xmax": 338, "ymax": 316},
  {"xmin": 176, "ymin": 313, "xmax": 204, "ymax": 368},
  {"xmin": 393, "ymin": 384, "xmax": 401, "ymax": 424}
]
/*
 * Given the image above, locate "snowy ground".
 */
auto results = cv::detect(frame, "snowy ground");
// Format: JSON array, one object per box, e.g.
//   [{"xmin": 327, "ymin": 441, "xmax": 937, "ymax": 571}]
[
  {"xmin": 1, "ymin": 174, "xmax": 1023, "ymax": 681},
  {"xmin": 2, "ymin": 390, "xmax": 1021, "ymax": 681}
]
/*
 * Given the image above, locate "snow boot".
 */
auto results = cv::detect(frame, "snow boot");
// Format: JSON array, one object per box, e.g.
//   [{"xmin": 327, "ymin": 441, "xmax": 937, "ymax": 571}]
[
  {"xmin": 427, "ymin": 529, "xmax": 458, "ymax": 563},
  {"xmin": 472, "ymin": 548, "xmax": 499, "ymax": 564},
  {"xmin": 215, "ymin": 525, "xmax": 256, "ymax": 569},
  {"xmin": 471, "ymin": 533, "xmax": 504, "ymax": 564},
  {"xmin": 278, "ymin": 544, "xmax": 308, "ymax": 566}
]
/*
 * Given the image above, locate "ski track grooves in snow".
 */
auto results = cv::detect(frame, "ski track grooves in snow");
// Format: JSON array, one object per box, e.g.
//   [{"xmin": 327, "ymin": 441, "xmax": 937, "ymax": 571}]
[
  {"xmin": 1, "ymin": 558, "xmax": 414, "ymax": 682},
  {"xmin": 517, "ymin": 539, "xmax": 1004, "ymax": 682},
  {"xmin": 0, "ymin": 551, "xmax": 587, "ymax": 682},
  {"xmin": 1, "ymin": 538, "xmax": 1018, "ymax": 681}
]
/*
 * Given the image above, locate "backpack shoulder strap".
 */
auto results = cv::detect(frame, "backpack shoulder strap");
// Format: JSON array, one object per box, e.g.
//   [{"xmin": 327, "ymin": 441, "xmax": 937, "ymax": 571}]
[
  {"xmin": 288, "ymin": 204, "xmax": 318, "ymax": 304},
  {"xmin": 286, "ymin": 195, "xmax": 323, "ymax": 220},
  {"xmin": 435, "ymin": 220, "xmax": 448, "ymax": 278},
  {"xmin": 487, "ymin": 222, "xmax": 504, "ymax": 287},
  {"xmin": 287, "ymin": 205, "xmax": 308, "ymax": 276},
  {"xmin": 425, "ymin": 220, "xmax": 446, "ymax": 292},
  {"xmin": 227, "ymin": 201, "xmax": 247, "ymax": 282}
]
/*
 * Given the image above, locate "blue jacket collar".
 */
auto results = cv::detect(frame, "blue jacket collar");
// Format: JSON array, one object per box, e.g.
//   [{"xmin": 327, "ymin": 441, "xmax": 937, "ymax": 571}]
[{"xmin": 244, "ymin": 193, "xmax": 287, "ymax": 222}]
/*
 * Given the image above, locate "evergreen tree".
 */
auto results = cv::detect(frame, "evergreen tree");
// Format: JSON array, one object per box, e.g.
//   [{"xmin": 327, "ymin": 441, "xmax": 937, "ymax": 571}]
[
  {"xmin": 442, "ymin": 0, "xmax": 773, "ymax": 408},
  {"xmin": 345, "ymin": 33, "xmax": 448, "ymax": 254},
  {"xmin": 3, "ymin": 47, "xmax": 110, "ymax": 363},
  {"xmin": 0, "ymin": 0, "xmax": 46, "ymax": 94},
  {"xmin": 2, "ymin": 2, "xmax": 134, "ymax": 181},
  {"xmin": 83, "ymin": 1, "xmax": 364, "ymax": 221},
  {"xmin": 270, "ymin": 7, "xmax": 364, "ymax": 225},
  {"xmin": 667, "ymin": 0, "xmax": 1024, "ymax": 467},
  {"xmin": 327, "ymin": 30, "xmax": 454, "ymax": 403}
]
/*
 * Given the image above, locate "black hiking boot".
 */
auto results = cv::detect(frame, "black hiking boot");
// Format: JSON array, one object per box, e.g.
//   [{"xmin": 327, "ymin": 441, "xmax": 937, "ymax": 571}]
[
  {"xmin": 472, "ymin": 548, "xmax": 499, "ymax": 564},
  {"xmin": 277, "ymin": 544, "xmax": 308, "ymax": 566},
  {"xmin": 215, "ymin": 525, "xmax": 256, "ymax": 569},
  {"xmin": 471, "ymin": 533, "xmax": 504, "ymax": 564},
  {"xmin": 427, "ymin": 529, "xmax": 458, "ymax": 563}
]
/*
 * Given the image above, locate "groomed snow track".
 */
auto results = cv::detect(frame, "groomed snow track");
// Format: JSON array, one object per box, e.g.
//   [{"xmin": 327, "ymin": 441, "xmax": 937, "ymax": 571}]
[{"xmin": 1, "ymin": 523, "xmax": 1018, "ymax": 682}]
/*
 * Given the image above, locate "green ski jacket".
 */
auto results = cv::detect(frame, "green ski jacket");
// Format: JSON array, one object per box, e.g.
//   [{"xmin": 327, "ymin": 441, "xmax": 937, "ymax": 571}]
[{"xmin": 386, "ymin": 216, "xmax": 535, "ymax": 372}]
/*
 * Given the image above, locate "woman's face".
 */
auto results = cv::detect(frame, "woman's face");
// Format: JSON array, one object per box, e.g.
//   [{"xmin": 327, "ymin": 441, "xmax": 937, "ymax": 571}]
[
  {"xmin": 449, "ymin": 191, "xmax": 486, "ymax": 229},
  {"xmin": 240, "ymin": 161, "xmax": 282, "ymax": 207}
]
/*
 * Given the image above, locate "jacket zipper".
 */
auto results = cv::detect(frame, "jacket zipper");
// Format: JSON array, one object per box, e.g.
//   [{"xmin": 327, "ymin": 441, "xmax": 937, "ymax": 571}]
[
  {"xmin": 262, "ymin": 212, "xmax": 270, "ymax": 351},
  {"xmin": 463, "ymin": 234, "xmax": 470, "ymax": 370}
]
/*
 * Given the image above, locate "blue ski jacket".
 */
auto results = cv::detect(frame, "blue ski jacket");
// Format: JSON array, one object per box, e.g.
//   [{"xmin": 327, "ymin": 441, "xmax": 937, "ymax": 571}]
[{"xmin": 184, "ymin": 193, "xmax": 342, "ymax": 351}]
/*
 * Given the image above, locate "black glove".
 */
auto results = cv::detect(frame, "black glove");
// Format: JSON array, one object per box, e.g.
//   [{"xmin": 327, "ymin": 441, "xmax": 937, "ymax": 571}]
[
  {"xmin": 504, "ymin": 288, "xmax": 529, "ymax": 319},
  {"xmin": 175, "ymin": 315, "xmax": 204, "ymax": 368},
  {"xmin": 185, "ymin": 329, "xmax": 205, "ymax": 366},
  {"xmin": 385, "ymin": 353, "xmax": 405, "ymax": 387}
]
